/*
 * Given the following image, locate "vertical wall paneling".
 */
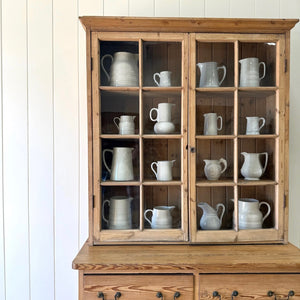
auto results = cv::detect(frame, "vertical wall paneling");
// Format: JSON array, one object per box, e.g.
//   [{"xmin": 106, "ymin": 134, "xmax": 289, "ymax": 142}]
[
  {"xmin": 155, "ymin": 0, "xmax": 180, "ymax": 17},
  {"xmin": 129, "ymin": 0, "xmax": 155, "ymax": 17},
  {"xmin": 279, "ymin": 0, "xmax": 300, "ymax": 18},
  {"xmin": 27, "ymin": 0, "xmax": 55, "ymax": 299},
  {"xmin": 0, "ymin": 0, "xmax": 5, "ymax": 297},
  {"xmin": 53, "ymin": 0, "xmax": 79, "ymax": 298},
  {"xmin": 254, "ymin": 0, "xmax": 280, "ymax": 18},
  {"xmin": 104, "ymin": 0, "xmax": 129, "ymax": 16},
  {"xmin": 78, "ymin": 0, "xmax": 102, "ymax": 246},
  {"xmin": 205, "ymin": 0, "xmax": 230, "ymax": 17},
  {"xmin": 229, "ymin": 0, "xmax": 255, "ymax": 18},
  {"xmin": 179, "ymin": 0, "xmax": 205, "ymax": 17},
  {"xmin": 2, "ymin": 0, "xmax": 30, "ymax": 299}
]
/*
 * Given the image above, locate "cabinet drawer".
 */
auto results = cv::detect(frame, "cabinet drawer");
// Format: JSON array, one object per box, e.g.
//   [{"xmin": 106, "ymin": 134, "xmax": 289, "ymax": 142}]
[
  {"xmin": 83, "ymin": 274, "xmax": 193, "ymax": 300},
  {"xmin": 199, "ymin": 274, "xmax": 300, "ymax": 300}
]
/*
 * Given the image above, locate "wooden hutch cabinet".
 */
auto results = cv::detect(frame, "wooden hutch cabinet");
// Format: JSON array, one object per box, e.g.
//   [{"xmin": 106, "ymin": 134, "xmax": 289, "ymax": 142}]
[{"xmin": 73, "ymin": 17, "xmax": 300, "ymax": 300}]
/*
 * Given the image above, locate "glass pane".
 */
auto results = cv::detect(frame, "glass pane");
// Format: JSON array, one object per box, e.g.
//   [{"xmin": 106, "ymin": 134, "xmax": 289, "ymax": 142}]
[
  {"xmin": 196, "ymin": 42, "xmax": 234, "ymax": 87},
  {"xmin": 239, "ymin": 42, "xmax": 276, "ymax": 87},
  {"xmin": 144, "ymin": 186, "xmax": 182, "ymax": 229},
  {"xmin": 196, "ymin": 91, "xmax": 234, "ymax": 135},
  {"xmin": 101, "ymin": 186, "xmax": 140, "ymax": 230},
  {"xmin": 196, "ymin": 186, "xmax": 234, "ymax": 230},
  {"xmin": 143, "ymin": 42, "xmax": 182, "ymax": 87},
  {"xmin": 99, "ymin": 41, "xmax": 139, "ymax": 86}
]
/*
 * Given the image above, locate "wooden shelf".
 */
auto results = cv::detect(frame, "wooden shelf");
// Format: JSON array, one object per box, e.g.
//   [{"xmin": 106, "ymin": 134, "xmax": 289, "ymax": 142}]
[
  {"xmin": 142, "ymin": 134, "xmax": 182, "ymax": 139},
  {"xmin": 101, "ymin": 181, "xmax": 141, "ymax": 186},
  {"xmin": 142, "ymin": 87, "xmax": 182, "ymax": 94},
  {"xmin": 196, "ymin": 87, "xmax": 236, "ymax": 93},
  {"xmin": 196, "ymin": 179, "xmax": 235, "ymax": 187},
  {"xmin": 196, "ymin": 135, "xmax": 235, "ymax": 140},
  {"xmin": 238, "ymin": 134, "xmax": 278, "ymax": 139},
  {"xmin": 143, "ymin": 180, "xmax": 182, "ymax": 186},
  {"xmin": 100, "ymin": 134, "xmax": 140, "ymax": 139},
  {"xmin": 238, "ymin": 179, "xmax": 277, "ymax": 186}
]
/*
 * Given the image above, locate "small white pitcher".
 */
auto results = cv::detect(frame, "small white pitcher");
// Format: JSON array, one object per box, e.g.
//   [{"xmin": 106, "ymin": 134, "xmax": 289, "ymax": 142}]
[
  {"xmin": 113, "ymin": 115, "xmax": 136, "ymax": 135},
  {"xmin": 153, "ymin": 71, "xmax": 172, "ymax": 87},
  {"xmin": 204, "ymin": 113, "xmax": 222, "ymax": 135},
  {"xmin": 150, "ymin": 103, "xmax": 175, "ymax": 123},
  {"xmin": 240, "ymin": 152, "xmax": 268, "ymax": 180},
  {"xmin": 197, "ymin": 62, "xmax": 226, "ymax": 87},
  {"xmin": 246, "ymin": 116, "xmax": 265, "ymax": 135},
  {"xmin": 239, "ymin": 57, "xmax": 266, "ymax": 87},
  {"xmin": 151, "ymin": 160, "xmax": 176, "ymax": 181},
  {"xmin": 144, "ymin": 206, "xmax": 175, "ymax": 229},
  {"xmin": 204, "ymin": 158, "xmax": 227, "ymax": 180}
]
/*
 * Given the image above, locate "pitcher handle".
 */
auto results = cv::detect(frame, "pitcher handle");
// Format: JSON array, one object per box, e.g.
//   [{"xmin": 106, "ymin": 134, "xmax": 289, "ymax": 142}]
[
  {"xmin": 216, "ymin": 203, "xmax": 225, "ymax": 223},
  {"xmin": 219, "ymin": 158, "xmax": 227, "ymax": 174},
  {"xmin": 102, "ymin": 149, "xmax": 113, "ymax": 174},
  {"xmin": 217, "ymin": 116, "xmax": 223, "ymax": 131},
  {"xmin": 151, "ymin": 162, "xmax": 158, "ymax": 179},
  {"xmin": 150, "ymin": 108, "xmax": 158, "ymax": 122},
  {"xmin": 259, "ymin": 201, "xmax": 271, "ymax": 223},
  {"xmin": 113, "ymin": 117, "xmax": 120, "ymax": 130},
  {"xmin": 144, "ymin": 209, "xmax": 153, "ymax": 227},
  {"xmin": 102, "ymin": 199, "xmax": 110, "ymax": 225},
  {"xmin": 100, "ymin": 54, "xmax": 113, "ymax": 83},
  {"xmin": 153, "ymin": 73, "xmax": 160, "ymax": 86},
  {"xmin": 258, "ymin": 117, "xmax": 266, "ymax": 131},
  {"xmin": 259, "ymin": 62, "xmax": 266, "ymax": 81},
  {"xmin": 260, "ymin": 152, "xmax": 268, "ymax": 174},
  {"xmin": 217, "ymin": 65, "xmax": 226, "ymax": 86}
]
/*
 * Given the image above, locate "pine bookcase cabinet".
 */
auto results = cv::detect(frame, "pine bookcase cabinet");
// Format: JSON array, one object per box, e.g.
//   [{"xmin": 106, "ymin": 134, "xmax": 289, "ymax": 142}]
[{"xmin": 73, "ymin": 17, "xmax": 300, "ymax": 300}]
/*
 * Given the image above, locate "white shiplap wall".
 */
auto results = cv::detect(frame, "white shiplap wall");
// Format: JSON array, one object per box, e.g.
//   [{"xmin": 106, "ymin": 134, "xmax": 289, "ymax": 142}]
[{"xmin": 0, "ymin": 0, "xmax": 299, "ymax": 299}]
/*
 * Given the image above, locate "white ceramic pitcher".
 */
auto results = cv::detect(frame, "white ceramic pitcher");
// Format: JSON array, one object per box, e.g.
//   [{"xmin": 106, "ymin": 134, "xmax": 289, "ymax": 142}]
[
  {"xmin": 239, "ymin": 57, "xmax": 266, "ymax": 87},
  {"xmin": 103, "ymin": 147, "xmax": 134, "ymax": 181},
  {"xmin": 150, "ymin": 103, "xmax": 175, "ymax": 122},
  {"xmin": 204, "ymin": 158, "xmax": 227, "ymax": 180},
  {"xmin": 238, "ymin": 198, "xmax": 271, "ymax": 229},
  {"xmin": 198, "ymin": 202, "xmax": 225, "ymax": 230},
  {"xmin": 144, "ymin": 206, "xmax": 175, "ymax": 229},
  {"xmin": 153, "ymin": 71, "xmax": 172, "ymax": 87},
  {"xmin": 113, "ymin": 115, "xmax": 136, "ymax": 135},
  {"xmin": 102, "ymin": 196, "xmax": 133, "ymax": 229},
  {"xmin": 246, "ymin": 116, "xmax": 265, "ymax": 135},
  {"xmin": 101, "ymin": 52, "xmax": 139, "ymax": 87},
  {"xmin": 240, "ymin": 152, "xmax": 268, "ymax": 180},
  {"xmin": 197, "ymin": 62, "xmax": 226, "ymax": 87},
  {"xmin": 151, "ymin": 160, "xmax": 175, "ymax": 181},
  {"xmin": 203, "ymin": 113, "xmax": 222, "ymax": 135}
]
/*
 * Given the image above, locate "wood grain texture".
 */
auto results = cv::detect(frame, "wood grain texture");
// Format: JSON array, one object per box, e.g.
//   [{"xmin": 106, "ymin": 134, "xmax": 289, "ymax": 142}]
[
  {"xmin": 73, "ymin": 242, "xmax": 300, "ymax": 273},
  {"xmin": 79, "ymin": 17, "xmax": 298, "ymax": 33}
]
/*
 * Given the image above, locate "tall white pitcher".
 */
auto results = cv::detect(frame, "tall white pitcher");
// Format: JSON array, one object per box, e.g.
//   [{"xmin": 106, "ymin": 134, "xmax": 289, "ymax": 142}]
[
  {"xmin": 240, "ymin": 152, "xmax": 268, "ymax": 180},
  {"xmin": 197, "ymin": 62, "xmax": 226, "ymax": 87},
  {"xmin": 239, "ymin": 57, "xmax": 266, "ymax": 87},
  {"xmin": 103, "ymin": 147, "xmax": 134, "ymax": 181}
]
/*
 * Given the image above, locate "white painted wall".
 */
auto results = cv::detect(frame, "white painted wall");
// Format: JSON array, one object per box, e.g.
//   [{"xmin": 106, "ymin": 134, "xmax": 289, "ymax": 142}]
[{"xmin": 0, "ymin": 0, "xmax": 299, "ymax": 299}]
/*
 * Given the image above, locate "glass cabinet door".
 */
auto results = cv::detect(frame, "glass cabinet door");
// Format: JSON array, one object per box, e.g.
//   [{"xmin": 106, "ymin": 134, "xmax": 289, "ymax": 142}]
[
  {"xmin": 189, "ymin": 33, "xmax": 286, "ymax": 243},
  {"xmin": 91, "ymin": 32, "xmax": 188, "ymax": 243}
]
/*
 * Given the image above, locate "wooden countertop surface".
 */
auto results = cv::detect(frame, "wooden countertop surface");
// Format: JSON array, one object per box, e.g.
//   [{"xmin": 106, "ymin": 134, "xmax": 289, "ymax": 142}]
[{"xmin": 72, "ymin": 243, "xmax": 300, "ymax": 273}]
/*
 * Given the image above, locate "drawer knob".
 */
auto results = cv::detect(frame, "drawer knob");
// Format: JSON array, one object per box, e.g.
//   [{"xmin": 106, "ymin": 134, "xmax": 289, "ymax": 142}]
[
  {"xmin": 268, "ymin": 290, "xmax": 295, "ymax": 300},
  {"xmin": 156, "ymin": 292, "xmax": 163, "ymax": 299},
  {"xmin": 231, "ymin": 290, "xmax": 238, "ymax": 300},
  {"xmin": 174, "ymin": 292, "xmax": 181, "ymax": 299},
  {"xmin": 213, "ymin": 291, "xmax": 221, "ymax": 299},
  {"xmin": 97, "ymin": 292, "xmax": 105, "ymax": 299},
  {"xmin": 114, "ymin": 292, "xmax": 121, "ymax": 300}
]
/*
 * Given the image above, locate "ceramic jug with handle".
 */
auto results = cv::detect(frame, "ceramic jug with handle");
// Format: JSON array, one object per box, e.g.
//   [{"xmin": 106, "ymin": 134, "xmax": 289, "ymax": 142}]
[
  {"xmin": 101, "ymin": 52, "xmax": 139, "ymax": 87},
  {"xmin": 239, "ymin": 57, "xmax": 266, "ymax": 87},
  {"xmin": 151, "ymin": 160, "xmax": 175, "ymax": 181},
  {"xmin": 238, "ymin": 198, "xmax": 271, "ymax": 229},
  {"xmin": 103, "ymin": 147, "xmax": 134, "ymax": 181},
  {"xmin": 204, "ymin": 158, "xmax": 227, "ymax": 180},
  {"xmin": 240, "ymin": 152, "xmax": 268, "ymax": 180},
  {"xmin": 102, "ymin": 196, "xmax": 133, "ymax": 229},
  {"xmin": 203, "ymin": 113, "xmax": 222, "ymax": 135},
  {"xmin": 113, "ymin": 115, "xmax": 136, "ymax": 135},
  {"xmin": 197, "ymin": 62, "xmax": 226, "ymax": 87},
  {"xmin": 197, "ymin": 202, "xmax": 225, "ymax": 230},
  {"xmin": 144, "ymin": 206, "xmax": 175, "ymax": 229}
]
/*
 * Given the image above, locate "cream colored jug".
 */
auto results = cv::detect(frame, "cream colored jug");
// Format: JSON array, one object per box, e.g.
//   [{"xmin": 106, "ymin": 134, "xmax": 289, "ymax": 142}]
[
  {"xmin": 240, "ymin": 152, "xmax": 268, "ymax": 180},
  {"xmin": 198, "ymin": 202, "xmax": 225, "ymax": 230},
  {"xmin": 144, "ymin": 206, "xmax": 175, "ymax": 229},
  {"xmin": 150, "ymin": 103, "xmax": 175, "ymax": 123},
  {"xmin": 204, "ymin": 158, "xmax": 227, "ymax": 180},
  {"xmin": 113, "ymin": 115, "xmax": 136, "ymax": 135},
  {"xmin": 102, "ymin": 196, "xmax": 133, "ymax": 229},
  {"xmin": 101, "ymin": 52, "xmax": 139, "ymax": 87},
  {"xmin": 103, "ymin": 147, "xmax": 134, "ymax": 181},
  {"xmin": 197, "ymin": 62, "xmax": 226, "ymax": 87},
  {"xmin": 239, "ymin": 57, "xmax": 266, "ymax": 87},
  {"xmin": 151, "ymin": 160, "xmax": 175, "ymax": 181},
  {"xmin": 238, "ymin": 198, "xmax": 271, "ymax": 229},
  {"xmin": 203, "ymin": 113, "xmax": 222, "ymax": 135}
]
